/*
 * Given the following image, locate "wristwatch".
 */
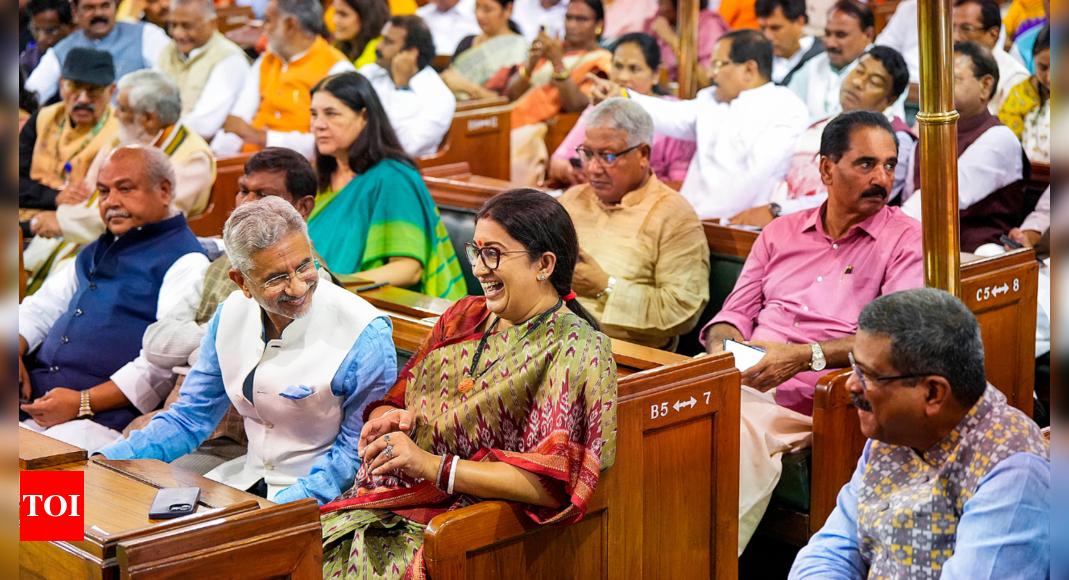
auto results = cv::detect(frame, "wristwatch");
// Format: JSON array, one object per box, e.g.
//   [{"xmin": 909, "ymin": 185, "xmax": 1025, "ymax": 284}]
[
  {"xmin": 78, "ymin": 390, "xmax": 94, "ymax": 419},
  {"xmin": 595, "ymin": 276, "xmax": 617, "ymax": 300},
  {"xmin": 768, "ymin": 203, "xmax": 783, "ymax": 218},
  {"xmin": 808, "ymin": 343, "xmax": 826, "ymax": 372}
]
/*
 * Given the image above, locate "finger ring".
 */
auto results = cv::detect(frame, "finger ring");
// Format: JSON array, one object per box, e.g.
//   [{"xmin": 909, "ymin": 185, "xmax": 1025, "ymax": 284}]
[
  {"xmin": 383, "ymin": 434, "xmax": 391, "ymax": 444},
  {"xmin": 384, "ymin": 445, "xmax": 394, "ymax": 459}
]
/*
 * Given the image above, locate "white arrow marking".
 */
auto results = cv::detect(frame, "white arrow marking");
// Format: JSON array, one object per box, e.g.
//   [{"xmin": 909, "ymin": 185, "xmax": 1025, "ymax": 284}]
[
  {"xmin": 673, "ymin": 397, "xmax": 697, "ymax": 412},
  {"xmin": 992, "ymin": 283, "xmax": 1010, "ymax": 296}
]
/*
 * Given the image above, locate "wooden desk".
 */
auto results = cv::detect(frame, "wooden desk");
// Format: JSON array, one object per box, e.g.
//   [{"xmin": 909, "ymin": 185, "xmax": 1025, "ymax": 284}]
[
  {"xmin": 19, "ymin": 430, "xmax": 321, "ymax": 580},
  {"xmin": 19, "ymin": 426, "xmax": 87, "ymax": 470},
  {"xmin": 424, "ymin": 170, "xmax": 522, "ymax": 211}
]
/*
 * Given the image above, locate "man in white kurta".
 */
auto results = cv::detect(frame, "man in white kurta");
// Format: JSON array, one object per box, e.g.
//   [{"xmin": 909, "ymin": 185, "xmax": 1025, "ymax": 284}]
[
  {"xmin": 359, "ymin": 16, "xmax": 456, "ymax": 158},
  {"xmin": 787, "ymin": 0, "xmax": 874, "ymax": 124},
  {"xmin": 416, "ymin": 0, "xmax": 482, "ymax": 55},
  {"xmin": 592, "ymin": 29, "xmax": 809, "ymax": 220},
  {"xmin": 98, "ymin": 197, "xmax": 396, "ymax": 504}
]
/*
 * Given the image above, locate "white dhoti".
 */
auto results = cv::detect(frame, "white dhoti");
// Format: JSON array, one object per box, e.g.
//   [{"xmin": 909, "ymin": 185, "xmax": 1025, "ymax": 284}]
[{"xmin": 737, "ymin": 386, "xmax": 814, "ymax": 555}]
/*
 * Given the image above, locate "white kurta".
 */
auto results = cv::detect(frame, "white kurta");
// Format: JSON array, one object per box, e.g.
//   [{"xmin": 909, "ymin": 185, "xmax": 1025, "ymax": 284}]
[
  {"xmin": 358, "ymin": 64, "xmax": 457, "ymax": 158},
  {"xmin": 629, "ymin": 82, "xmax": 810, "ymax": 220},
  {"xmin": 772, "ymin": 36, "xmax": 818, "ymax": 85},
  {"xmin": 901, "ymin": 123, "xmax": 1023, "ymax": 219},
  {"xmin": 417, "ymin": 0, "xmax": 484, "ymax": 55},
  {"xmin": 788, "ymin": 50, "xmax": 867, "ymax": 125},
  {"xmin": 512, "ymin": 0, "xmax": 569, "ymax": 42},
  {"xmin": 206, "ymin": 283, "xmax": 383, "ymax": 500}
]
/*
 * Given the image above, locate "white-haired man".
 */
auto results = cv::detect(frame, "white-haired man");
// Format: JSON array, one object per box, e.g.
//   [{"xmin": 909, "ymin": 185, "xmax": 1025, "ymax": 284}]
[
  {"xmin": 99, "ymin": 197, "xmax": 395, "ymax": 505},
  {"xmin": 19, "ymin": 145, "xmax": 209, "ymax": 453},
  {"xmin": 558, "ymin": 97, "xmax": 710, "ymax": 350},
  {"xmin": 158, "ymin": 0, "xmax": 251, "ymax": 139},
  {"xmin": 212, "ymin": 0, "xmax": 354, "ymax": 159},
  {"xmin": 23, "ymin": 70, "xmax": 216, "ymax": 290}
]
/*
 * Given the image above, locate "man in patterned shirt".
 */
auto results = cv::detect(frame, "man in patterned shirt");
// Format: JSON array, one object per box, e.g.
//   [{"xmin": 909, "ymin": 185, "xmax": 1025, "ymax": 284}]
[{"xmin": 790, "ymin": 288, "xmax": 1049, "ymax": 580}]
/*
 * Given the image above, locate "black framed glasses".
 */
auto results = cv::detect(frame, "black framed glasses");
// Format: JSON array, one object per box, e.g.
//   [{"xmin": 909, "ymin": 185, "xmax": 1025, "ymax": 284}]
[
  {"xmin": 848, "ymin": 352, "xmax": 926, "ymax": 392},
  {"xmin": 574, "ymin": 144, "xmax": 641, "ymax": 166},
  {"xmin": 464, "ymin": 243, "xmax": 528, "ymax": 270},
  {"xmin": 244, "ymin": 259, "xmax": 320, "ymax": 293}
]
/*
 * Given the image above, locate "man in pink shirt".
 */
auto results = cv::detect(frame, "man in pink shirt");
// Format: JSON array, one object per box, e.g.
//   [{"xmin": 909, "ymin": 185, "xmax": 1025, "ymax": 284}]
[{"xmin": 703, "ymin": 110, "xmax": 923, "ymax": 416}]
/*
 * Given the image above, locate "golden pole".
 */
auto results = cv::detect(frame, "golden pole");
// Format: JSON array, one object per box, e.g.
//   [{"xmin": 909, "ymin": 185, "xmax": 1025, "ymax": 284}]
[
  {"xmin": 677, "ymin": 0, "xmax": 699, "ymax": 99},
  {"xmin": 915, "ymin": 0, "xmax": 962, "ymax": 296}
]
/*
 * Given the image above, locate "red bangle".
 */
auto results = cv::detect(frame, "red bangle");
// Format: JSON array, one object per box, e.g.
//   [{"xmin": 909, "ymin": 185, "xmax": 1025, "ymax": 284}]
[{"xmin": 436, "ymin": 454, "xmax": 455, "ymax": 491}]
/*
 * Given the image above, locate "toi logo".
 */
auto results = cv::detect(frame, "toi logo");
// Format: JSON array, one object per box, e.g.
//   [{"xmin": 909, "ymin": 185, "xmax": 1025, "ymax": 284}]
[{"xmin": 20, "ymin": 471, "xmax": 85, "ymax": 541}]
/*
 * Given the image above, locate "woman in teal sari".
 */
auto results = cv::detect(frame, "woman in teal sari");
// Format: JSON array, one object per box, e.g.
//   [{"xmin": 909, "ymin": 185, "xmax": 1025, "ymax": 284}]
[{"xmin": 308, "ymin": 72, "xmax": 467, "ymax": 299}]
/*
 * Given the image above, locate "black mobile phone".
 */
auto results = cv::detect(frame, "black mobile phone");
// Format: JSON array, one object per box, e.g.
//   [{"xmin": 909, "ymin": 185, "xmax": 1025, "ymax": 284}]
[
  {"xmin": 569, "ymin": 158, "xmax": 583, "ymax": 169},
  {"xmin": 999, "ymin": 234, "xmax": 1024, "ymax": 250},
  {"xmin": 148, "ymin": 487, "xmax": 201, "ymax": 520}
]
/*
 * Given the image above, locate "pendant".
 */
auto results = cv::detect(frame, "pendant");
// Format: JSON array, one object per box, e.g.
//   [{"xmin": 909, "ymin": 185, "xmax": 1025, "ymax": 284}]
[{"xmin": 458, "ymin": 377, "xmax": 474, "ymax": 393}]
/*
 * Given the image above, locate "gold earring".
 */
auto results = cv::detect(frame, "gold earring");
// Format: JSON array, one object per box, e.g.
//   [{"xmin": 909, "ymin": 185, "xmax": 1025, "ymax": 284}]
[{"xmin": 596, "ymin": 27, "xmax": 603, "ymax": 35}]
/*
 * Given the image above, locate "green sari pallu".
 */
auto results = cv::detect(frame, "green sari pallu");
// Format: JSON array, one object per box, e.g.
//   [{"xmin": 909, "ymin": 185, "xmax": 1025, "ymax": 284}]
[{"xmin": 308, "ymin": 159, "xmax": 467, "ymax": 299}]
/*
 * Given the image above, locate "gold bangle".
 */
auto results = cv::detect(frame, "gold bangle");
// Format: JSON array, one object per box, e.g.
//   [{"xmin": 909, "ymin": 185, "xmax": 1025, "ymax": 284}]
[
  {"xmin": 518, "ymin": 64, "xmax": 529, "ymax": 80},
  {"xmin": 552, "ymin": 69, "xmax": 570, "ymax": 82}
]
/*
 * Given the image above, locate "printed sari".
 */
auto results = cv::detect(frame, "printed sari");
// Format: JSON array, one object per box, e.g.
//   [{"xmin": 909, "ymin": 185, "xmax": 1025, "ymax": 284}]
[
  {"xmin": 308, "ymin": 159, "xmax": 467, "ymax": 300},
  {"xmin": 320, "ymin": 296, "xmax": 618, "ymax": 580},
  {"xmin": 450, "ymin": 34, "xmax": 530, "ymax": 92}
]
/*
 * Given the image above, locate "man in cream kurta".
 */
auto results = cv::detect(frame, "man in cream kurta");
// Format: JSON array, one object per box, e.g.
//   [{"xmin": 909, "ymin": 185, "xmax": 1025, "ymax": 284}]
[{"xmin": 99, "ymin": 198, "xmax": 396, "ymax": 504}]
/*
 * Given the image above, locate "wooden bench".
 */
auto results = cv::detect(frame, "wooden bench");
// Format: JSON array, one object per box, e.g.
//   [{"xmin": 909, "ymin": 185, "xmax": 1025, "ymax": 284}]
[
  {"xmin": 417, "ymin": 97, "xmax": 513, "ymax": 181},
  {"xmin": 188, "ymin": 154, "xmax": 250, "ymax": 238},
  {"xmin": 19, "ymin": 429, "xmax": 321, "ymax": 580},
  {"xmin": 215, "ymin": 5, "xmax": 255, "ymax": 34},
  {"xmin": 543, "ymin": 112, "xmax": 584, "ymax": 159}
]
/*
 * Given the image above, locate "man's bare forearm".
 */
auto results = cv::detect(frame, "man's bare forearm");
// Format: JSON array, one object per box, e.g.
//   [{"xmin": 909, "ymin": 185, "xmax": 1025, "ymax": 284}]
[{"xmin": 704, "ymin": 323, "xmax": 744, "ymax": 353}]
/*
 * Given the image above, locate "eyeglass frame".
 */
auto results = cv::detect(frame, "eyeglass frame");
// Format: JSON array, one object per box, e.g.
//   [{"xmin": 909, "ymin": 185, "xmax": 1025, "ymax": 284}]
[
  {"xmin": 464, "ymin": 242, "xmax": 530, "ymax": 270},
  {"xmin": 242, "ymin": 258, "xmax": 320, "ymax": 293},
  {"xmin": 573, "ymin": 144, "xmax": 642, "ymax": 167},
  {"xmin": 62, "ymin": 80, "xmax": 110, "ymax": 97},
  {"xmin": 848, "ymin": 351, "xmax": 927, "ymax": 392},
  {"xmin": 952, "ymin": 23, "xmax": 987, "ymax": 35},
  {"xmin": 710, "ymin": 59, "xmax": 739, "ymax": 73}
]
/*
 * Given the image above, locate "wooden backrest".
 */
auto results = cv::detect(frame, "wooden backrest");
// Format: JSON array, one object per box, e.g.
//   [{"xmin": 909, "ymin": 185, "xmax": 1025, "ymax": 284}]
[
  {"xmin": 188, "ymin": 154, "xmax": 249, "ymax": 238},
  {"xmin": 417, "ymin": 97, "xmax": 512, "ymax": 181},
  {"xmin": 215, "ymin": 5, "xmax": 255, "ymax": 34},
  {"xmin": 423, "ymin": 354, "xmax": 741, "ymax": 580},
  {"xmin": 873, "ymin": 0, "xmax": 902, "ymax": 34},
  {"xmin": 677, "ymin": 222, "xmax": 760, "ymax": 356},
  {"xmin": 961, "ymin": 248, "xmax": 1040, "ymax": 416},
  {"xmin": 543, "ymin": 111, "xmax": 583, "ymax": 157},
  {"xmin": 1027, "ymin": 161, "xmax": 1050, "ymax": 194},
  {"xmin": 810, "ymin": 369, "xmax": 867, "ymax": 534}
]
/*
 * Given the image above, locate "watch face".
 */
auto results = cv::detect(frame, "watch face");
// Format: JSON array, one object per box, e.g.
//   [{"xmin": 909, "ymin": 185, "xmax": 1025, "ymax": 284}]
[{"xmin": 812, "ymin": 359, "xmax": 826, "ymax": 372}]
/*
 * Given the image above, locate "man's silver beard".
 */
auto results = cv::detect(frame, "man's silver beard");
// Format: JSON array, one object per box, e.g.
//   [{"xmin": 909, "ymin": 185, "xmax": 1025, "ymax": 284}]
[
  {"xmin": 118, "ymin": 122, "xmax": 154, "ymax": 145},
  {"xmin": 252, "ymin": 282, "xmax": 316, "ymax": 321}
]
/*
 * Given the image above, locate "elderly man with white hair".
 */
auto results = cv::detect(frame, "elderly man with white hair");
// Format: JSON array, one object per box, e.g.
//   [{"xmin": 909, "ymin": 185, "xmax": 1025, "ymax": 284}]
[
  {"xmin": 19, "ymin": 145, "xmax": 210, "ymax": 453},
  {"xmin": 98, "ymin": 197, "xmax": 396, "ymax": 505},
  {"xmin": 558, "ymin": 97, "xmax": 710, "ymax": 350},
  {"xmin": 23, "ymin": 69, "xmax": 217, "ymax": 291}
]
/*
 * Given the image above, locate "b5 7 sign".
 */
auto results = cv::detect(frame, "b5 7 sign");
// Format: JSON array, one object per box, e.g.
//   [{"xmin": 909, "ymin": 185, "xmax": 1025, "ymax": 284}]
[{"xmin": 20, "ymin": 471, "xmax": 85, "ymax": 541}]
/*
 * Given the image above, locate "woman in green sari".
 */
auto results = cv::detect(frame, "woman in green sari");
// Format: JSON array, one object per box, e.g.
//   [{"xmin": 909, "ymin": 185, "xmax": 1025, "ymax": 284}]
[
  {"xmin": 320, "ymin": 189, "xmax": 618, "ymax": 580},
  {"xmin": 439, "ymin": 0, "xmax": 529, "ymax": 100},
  {"xmin": 308, "ymin": 72, "xmax": 467, "ymax": 299}
]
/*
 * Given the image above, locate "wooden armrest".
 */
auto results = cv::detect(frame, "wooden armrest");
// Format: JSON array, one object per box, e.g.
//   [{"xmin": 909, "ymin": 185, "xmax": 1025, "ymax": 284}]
[
  {"xmin": 424, "ymin": 500, "xmax": 534, "ymax": 560},
  {"xmin": 811, "ymin": 369, "xmax": 865, "ymax": 532},
  {"xmin": 455, "ymin": 96, "xmax": 510, "ymax": 111}
]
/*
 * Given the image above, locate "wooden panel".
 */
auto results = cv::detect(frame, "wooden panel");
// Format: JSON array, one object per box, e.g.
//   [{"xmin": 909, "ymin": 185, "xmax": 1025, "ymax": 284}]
[
  {"xmin": 810, "ymin": 370, "xmax": 866, "ymax": 534},
  {"xmin": 215, "ymin": 6, "xmax": 255, "ymax": 34},
  {"xmin": 544, "ymin": 112, "xmax": 583, "ymax": 157},
  {"xmin": 703, "ymin": 221, "xmax": 759, "ymax": 259},
  {"xmin": 1027, "ymin": 161, "xmax": 1050, "ymax": 194},
  {"xmin": 464, "ymin": 510, "xmax": 607, "ymax": 579},
  {"xmin": 424, "ymin": 173, "xmax": 521, "ymax": 211},
  {"xmin": 873, "ymin": 0, "xmax": 902, "ymax": 34},
  {"xmin": 19, "ymin": 426, "xmax": 86, "ymax": 470},
  {"xmin": 343, "ymin": 281, "xmax": 454, "ymax": 319},
  {"xmin": 961, "ymin": 249, "xmax": 1039, "ymax": 416},
  {"xmin": 418, "ymin": 98, "xmax": 512, "ymax": 181},
  {"xmin": 188, "ymin": 154, "xmax": 249, "ymax": 238}
]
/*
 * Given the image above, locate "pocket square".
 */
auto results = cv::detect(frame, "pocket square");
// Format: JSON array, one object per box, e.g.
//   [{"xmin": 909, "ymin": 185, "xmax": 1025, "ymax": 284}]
[{"xmin": 280, "ymin": 385, "xmax": 315, "ymax": 400}]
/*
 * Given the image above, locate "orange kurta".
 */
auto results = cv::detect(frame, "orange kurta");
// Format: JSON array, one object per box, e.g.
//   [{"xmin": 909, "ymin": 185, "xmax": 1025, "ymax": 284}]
[
  {"xmin": 719, "ymin": 0, "xmax": 759, "ymax": 30},
  {"xmin": 249, "ymin": 37, "xmax": 349, "ymax": 142}
]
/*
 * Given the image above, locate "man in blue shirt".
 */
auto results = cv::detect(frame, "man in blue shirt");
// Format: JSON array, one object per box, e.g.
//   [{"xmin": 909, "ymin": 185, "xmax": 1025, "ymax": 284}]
[
  {"xmin": 99, "ymin": 197, "xmax": 396, "ymax": 505},
  {"xmin": 790, "ymin": 288, "xmax": 1049, "ymax": 580}
]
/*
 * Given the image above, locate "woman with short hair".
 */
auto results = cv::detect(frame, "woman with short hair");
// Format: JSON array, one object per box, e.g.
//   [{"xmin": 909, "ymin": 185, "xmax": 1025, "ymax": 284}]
[
  {"xmin": 320, "ymin": 189, "xmax": 619, "ymax": 580},
  {"xmin": 308, "ymin": 72, "xmax": 467, "ymax": 299}
]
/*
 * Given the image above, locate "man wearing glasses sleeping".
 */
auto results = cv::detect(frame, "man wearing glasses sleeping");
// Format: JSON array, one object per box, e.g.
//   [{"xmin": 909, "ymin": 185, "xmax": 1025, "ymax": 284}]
[{"xmin": 98, "ymin": 197, "xmax": 396, "ymax": 505}]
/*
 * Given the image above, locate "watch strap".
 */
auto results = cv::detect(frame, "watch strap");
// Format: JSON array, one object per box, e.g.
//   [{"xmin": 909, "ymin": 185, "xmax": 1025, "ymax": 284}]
[{"xmin": 78, "ymin": 390, "xmax": 94, "ymax": 418}]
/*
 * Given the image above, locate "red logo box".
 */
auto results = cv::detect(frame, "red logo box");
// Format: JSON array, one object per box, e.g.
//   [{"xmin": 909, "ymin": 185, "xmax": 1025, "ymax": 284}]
[{"xmin": 20, "ymin": 471, "xmax": 85, "ymax": 542}]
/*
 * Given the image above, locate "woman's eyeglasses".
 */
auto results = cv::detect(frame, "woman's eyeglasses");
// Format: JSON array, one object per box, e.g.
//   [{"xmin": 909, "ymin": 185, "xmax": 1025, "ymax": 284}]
[
  {"xmin": 848, "ymin": 352, "xmax": 926, "ymax": 392},
  {"xmin": 573, "ymin": 145, "xmax": 640, "ymax": 166},
  {"xmin": 464, "ymin": 243, "xmax": 528, "ymax": 270},
  {"xmin": 244, "ymin": 259, "xmax": 320, "ymax": 293}
]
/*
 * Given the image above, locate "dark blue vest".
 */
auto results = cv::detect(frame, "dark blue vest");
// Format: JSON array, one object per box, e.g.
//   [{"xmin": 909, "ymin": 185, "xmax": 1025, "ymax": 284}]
[{"xmin": 25, "ymin": 214, "xmax": 205, "ymax": 432}]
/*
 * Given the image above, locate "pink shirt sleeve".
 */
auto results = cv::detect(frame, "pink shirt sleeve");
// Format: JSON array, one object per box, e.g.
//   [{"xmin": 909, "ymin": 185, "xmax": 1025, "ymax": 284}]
[{"xmin": 877, "ymin": 222, "xmax": 925, "ymax": 296}]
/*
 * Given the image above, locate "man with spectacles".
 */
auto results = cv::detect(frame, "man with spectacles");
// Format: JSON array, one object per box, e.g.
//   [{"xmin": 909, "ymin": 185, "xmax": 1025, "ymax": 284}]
[
  {"xmin": 20, "ymin": 0, "xmax": 76, "ymax": 74},
  {"xmin": 19, "ymin": 145, "xmax": 210, "ymax": 453},
  {"xmin": 25, "ymin": 0, "xmax": 171, "ymax": 105},
  {"xmin": 557, "ymin": 98, "xmax": 709, "ymax": 349},
  {"xmin": 791, "ymin": 288, "xmax": 1049, "ymax": 580},
  {"xmin": 19, "ymin": 48, "xmax": 121, "ymax": 211},
  {"xmin": 951, "ymin": 0, "xmax": 1030, "ymax": 113},
  {"xmin": 590, "ymin": 29, "xmax": 808, "ymax": 220},
  {"xmin": 157, "ymin": 0, "xmax": 251, "ymax": 140},
  {"xmin": 702, "ymin": 111, "xmax": 923, "ymax": 552},
  {"xmin": 99, "ymin": 197, "xmax": 395, "ymax": 506}
]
